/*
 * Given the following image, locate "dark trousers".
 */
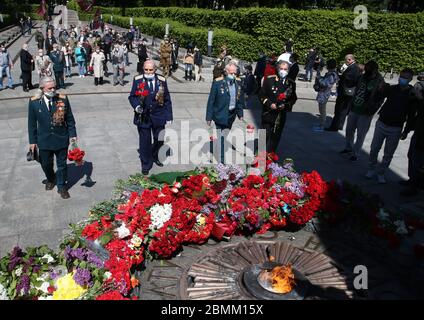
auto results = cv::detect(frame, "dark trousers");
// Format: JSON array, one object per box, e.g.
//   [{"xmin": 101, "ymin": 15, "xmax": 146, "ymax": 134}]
[
  {"xmin": 137, "ymin": 125, "xmax": 165, "ymax": 171},
  {"xmin": 39, "ymin": 148, "xmax": 68, "ymax": 190},
  {"xmin": 54, "ymin": 71, "xmax": 65, "ymax": 89},
  {"xmin": 328, "ymin": 94, "xmax": 353, "ymax": 130},
  {"xmin": 262, "ymin": 111, "xmax": 287, "ymax": 153},
  {"xmin": 21, "ymin": 71, "xmax": 32, "ymax": 90},
  {"xmin": 94, "ymin": 77, "xmax": 103, "ymax": 85},
  {"xmin": 408, "ymin": 133, "xmax": 424, "ymax": 188},
  {"xmin": 215, "ymin": 123, "xmax": 234, "ymax": 164}
]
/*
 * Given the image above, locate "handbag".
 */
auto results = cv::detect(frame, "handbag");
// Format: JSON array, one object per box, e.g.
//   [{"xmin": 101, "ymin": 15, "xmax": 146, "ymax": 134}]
[{"xmin": 27, "ymin": 146, "xmax": 40, "ymax": 162}]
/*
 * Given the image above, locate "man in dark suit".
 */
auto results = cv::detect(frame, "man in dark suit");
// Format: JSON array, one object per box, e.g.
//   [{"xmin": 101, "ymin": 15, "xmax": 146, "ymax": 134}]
[
  {"xmin": 49, "ymin": 44, "xmax": 65, "ymax": 89},
  {"xmin": 137, "ymin": 38, "xmax": 148, "ymax": 74},
  {"xmin": 260, "ymin": 60, "xmax": 297, "ymax": 153},
  {"xmin": 45, "ymin": 29, "xmax": 57, "ymax": 54},
  {"xmin": 206, "ymin": 62, "xmax": 245, "ymax": 163},
  {"xmin": 128, "ymin": 60, "xmax": 173, "ymax": 175},
  {"xmin": 326, "ymin": 54, "xmax": 361, "ymax": 131},
  {"xmin": 20, "ymin": 43, "xmax": 34, "ymax": 92},
  {"xmin": 288, "ymin": 53, "xmax": 299, "ymax": 81},
  {"xmin": 28, "ymin": 76, "xmax": 77, "ymax": 199}
]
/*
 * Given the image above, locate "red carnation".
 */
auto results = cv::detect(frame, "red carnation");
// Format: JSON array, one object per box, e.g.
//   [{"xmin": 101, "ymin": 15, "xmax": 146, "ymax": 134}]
[
  {"xmin": 278, "ymin": 93, "xmax": 286, "ymax": 101},
  {"xmin": 47, "ymin": 286, "xmax": 56, "ymax": 294},
  {"xmin": 141, "ymin": 90, "xmax": 149, "ymax": 97}
]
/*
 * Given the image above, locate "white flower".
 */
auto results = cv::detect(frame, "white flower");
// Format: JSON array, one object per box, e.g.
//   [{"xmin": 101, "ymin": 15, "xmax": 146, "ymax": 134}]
[
  {"xmin": 103, "ymin": 272, "xmax": 112, "ymax": 280},
  {"xmin": 377, "ymin": 208, "xmax": 390, "ymax": 221},
  {"xmin": 196, "ymin": 214, "xmax": 206, "ymax": 226},
  {"xmin": 130, "ymin": 234, "xmax": 143, "ymax": 248},
  {"xmin": 115, "ymin": 223, "xmax": 131, "ymax": 239},
  {"xmin": 0, "ymin": 283, "xmax": 9, "ymax": 300},
  {"xmin": 41, "ymin": 254, "xmax": 55, "ymax": 264},
  {"xmin": 38, "ymin": 295, "xmax": 53, "ymax": 300},
  {"xmin": 36, "ymin": 281, "xmax": 50, "ymax": 294},
  {"xmin": 15, "ymin": 267, "xmax": 23, "ymax": 277},
  {"xmin": 394, "ymin": 220, "xmax": 408, "ymax": 235},
  {"xmin": 149, "ymin": 203, "xmax": 173, "ymax": 230}
]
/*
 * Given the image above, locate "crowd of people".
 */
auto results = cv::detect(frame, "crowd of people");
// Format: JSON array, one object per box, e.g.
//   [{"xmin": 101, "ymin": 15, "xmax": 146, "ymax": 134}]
[{"xmin": 17, "ymin": 20, "xmax": 424, "ymax": 199}]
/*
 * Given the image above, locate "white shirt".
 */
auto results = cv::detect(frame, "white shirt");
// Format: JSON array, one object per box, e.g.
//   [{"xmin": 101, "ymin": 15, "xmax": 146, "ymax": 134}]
[{"xmin": 278, "ymin": 52, "xmax": 292, "ymax": 64}]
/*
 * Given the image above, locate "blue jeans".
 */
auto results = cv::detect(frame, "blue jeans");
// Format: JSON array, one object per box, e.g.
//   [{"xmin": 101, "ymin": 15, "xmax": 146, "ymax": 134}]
[
  {"xmin": 77, "ymin": 61, "xmax": 86, "ymax": 76},
  {"xmin": 64, "ymin": 66, "xmax": 71, "ymax": 77},
  {"xmin": 0, "ymin": 65, "xmax": 13, "ymax": 88},
  {"xmin": 305, "ymin": 66, "xmax": 313, "ymax": 81}
]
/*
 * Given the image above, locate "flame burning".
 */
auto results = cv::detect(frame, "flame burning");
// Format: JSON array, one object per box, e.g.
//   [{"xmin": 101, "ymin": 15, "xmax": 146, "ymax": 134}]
[{"xmin": 259, "ymin": 264, "xmax": 296, "ymax": 294}]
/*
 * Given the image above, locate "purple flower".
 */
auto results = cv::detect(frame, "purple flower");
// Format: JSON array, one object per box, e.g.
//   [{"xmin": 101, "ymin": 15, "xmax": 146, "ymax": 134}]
[
  {"xmin": 32, "ymin": 265, "xmax": 41, "ymax": 273},
  {"xmin": 73, "ymin": 268, "xmax": 92, "ymax": 287},
  {"xmin": 215, "ymin": 164, "xmax": 245, "ymax": 182},
  {"xmin": 7, "ymin": 247, "xmax": 23, "ymax": 272},
  {"xmin": 64, "ymin": 246, "xmax": 87, "ymax": 262},
  {"xmin": 87, "ymin": 251, "xmax": 104, "ymax": 268},
  {"xmin": 16, "ymin": 274, "xmax": 30, "ymax": 296},
  {"xmin": 50, "ymin": 270, "xmax": 59, "ymax": 280}
]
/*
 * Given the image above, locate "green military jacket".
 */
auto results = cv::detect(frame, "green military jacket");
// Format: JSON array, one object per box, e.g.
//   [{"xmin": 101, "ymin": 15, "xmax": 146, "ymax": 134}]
[{"xmin": 28, "ymin": 93, "xmax": 77, "ymax": 150}]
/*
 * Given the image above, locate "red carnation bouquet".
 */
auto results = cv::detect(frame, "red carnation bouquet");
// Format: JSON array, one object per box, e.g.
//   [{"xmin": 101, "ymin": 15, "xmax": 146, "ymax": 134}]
[
  {"xmin": 135, "ymin": 82, "xmax": 149, "ymax": 98},
  {"xmin": 277, "ymin": 92, "xmax": 287, "ymax": 109},
  {"xmin": 68, "ymin": 139, "xmax": 85, "ymax": 166}
]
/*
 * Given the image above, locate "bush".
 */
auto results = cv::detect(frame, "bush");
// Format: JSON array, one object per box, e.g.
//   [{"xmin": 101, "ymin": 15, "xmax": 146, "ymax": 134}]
[{"xmin": 83, "ymin": 6, "xmax": 424, "ymax": 72}]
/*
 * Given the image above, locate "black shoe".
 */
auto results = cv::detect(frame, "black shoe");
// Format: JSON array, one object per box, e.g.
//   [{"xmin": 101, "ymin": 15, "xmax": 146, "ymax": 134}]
[
  {"xmin": 325, "ymin": 127, "xmax": 338, "ymax": 132},
  {"xmin": 45, "ymin": 181, "xmax": 55, "ymax": 190},
  {"xmin": 398, "ymin": 180, "xmax": 411, "ymax": 186},
  {"xmin": 339, "ymin": 149, "xmax": 352, "ymax": 154},
  {"xmin": 142, "ymin": 170, "xmax": 149, "ymax": 176},
  {"xmin": 349, "ymin": 155, "xmax": 358, "ymax": 161},
  {"xmin": 58, "ymin": 189, "xmax": 70, "ymax": 199},
  {"xmin": 154, "ymin": 159, "xmax": 163, "ymax": 167}
]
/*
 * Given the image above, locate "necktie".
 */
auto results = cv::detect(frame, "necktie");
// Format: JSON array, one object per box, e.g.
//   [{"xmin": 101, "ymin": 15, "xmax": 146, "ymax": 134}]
[{"xmin": 148, "ymin": 79, "xmax": 154, "ymax": 92}]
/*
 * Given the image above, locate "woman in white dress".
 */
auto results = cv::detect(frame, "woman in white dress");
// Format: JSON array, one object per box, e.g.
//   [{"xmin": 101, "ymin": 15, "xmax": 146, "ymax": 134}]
[{"xmin": 89, "ymin": 46, "xmax": 105, "ymax": 86}]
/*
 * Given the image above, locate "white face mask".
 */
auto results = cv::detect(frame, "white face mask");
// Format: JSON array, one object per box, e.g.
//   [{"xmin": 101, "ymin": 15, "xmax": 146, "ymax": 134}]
[
  {"xmin": 44, "ymin": 90, "xmax": 55, "ymax": 99},
  {"xmin": 279, "ymin": 70, "xmax": 288, "ymax": 78},
  {"xmin": 144, "ymin": 74, "xmax": 155, "ymax": 79},
  {"xmin": 39, "ymin": 52, "xmax": 43, "ymax": 56}
]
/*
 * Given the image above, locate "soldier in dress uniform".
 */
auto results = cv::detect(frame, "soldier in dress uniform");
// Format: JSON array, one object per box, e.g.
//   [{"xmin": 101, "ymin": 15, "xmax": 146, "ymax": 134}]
[
  {"xmin": 128, "ymin": 60, "xmax": 173, "ymax": 175},
  {"xmin": 28, "ymin": 76, "xmax": 77, "ymax": 199},
  {"xmin": 206, "ymin": 61, "xmax": 245, "ymax": 163},
  {"xmin": 259, "ymin": 60, "xmax": 297, "ymax": 153}
]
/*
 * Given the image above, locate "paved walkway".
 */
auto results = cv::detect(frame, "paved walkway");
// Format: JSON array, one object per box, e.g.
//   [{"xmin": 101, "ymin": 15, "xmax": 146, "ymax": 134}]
[{"xmin": 0, "ymin": 21, "xmax": 420, "ymax": 257}]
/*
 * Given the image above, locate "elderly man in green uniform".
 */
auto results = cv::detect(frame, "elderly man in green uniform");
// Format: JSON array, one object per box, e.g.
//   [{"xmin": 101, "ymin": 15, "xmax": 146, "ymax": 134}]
[
  {"xmin": 28, "ymin": 76, "xmax": 77, "ymax": 199},
  {"xmin": 206, "ymin": 61, "xmax": 245, "ymax": 163}
]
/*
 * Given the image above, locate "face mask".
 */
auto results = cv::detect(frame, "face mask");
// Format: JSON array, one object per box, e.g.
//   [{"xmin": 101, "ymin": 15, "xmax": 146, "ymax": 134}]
[
  {"xmin": 226, "ymin": 74, "xmax": 235, "ymax": 81},
  {"xmin": 399, "ymin": 77, "xmax": 410, "ymax": 86},
  {"xmin": 39, "ymin": 52, "xmax": 43, "ymax": 56},
  {"xmin": 44, "ymin": 90, "xmax": 55, "ymax": 99},
  {"xmin": 144, "ymin": 74, "xmax": 155, "ymax": 79},
  {"xmin": 96, "ymin": 50, "xmax": 100, "ymax": 53},
  {"xmin": 279, "ymin": 70, "xmax": 288, "ymax": 78}
]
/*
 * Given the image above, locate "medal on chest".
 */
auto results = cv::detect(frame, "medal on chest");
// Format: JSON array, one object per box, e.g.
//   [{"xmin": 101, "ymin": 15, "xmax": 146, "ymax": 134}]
[{"xmin": 52, "ymin": 99, "xmax": 66, "ymax": 126}]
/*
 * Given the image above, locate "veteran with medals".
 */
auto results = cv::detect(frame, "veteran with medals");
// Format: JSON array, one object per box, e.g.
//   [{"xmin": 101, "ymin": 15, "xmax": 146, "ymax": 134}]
[
  {"xmin": 28, "ymin": 76, "xmax": 77, "ymax": 199},
  {"xmin": 128, "ymin": 60, "xmax": 173, "ymax": 176},
  {"xmin": 259, "ymin": 60, "xmax": 297, "ymax": 153}
]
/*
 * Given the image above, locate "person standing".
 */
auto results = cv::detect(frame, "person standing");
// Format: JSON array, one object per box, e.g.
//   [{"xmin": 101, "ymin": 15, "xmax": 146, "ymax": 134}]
[
  {"xmin": 183, "ymin": 48, "xmax": 195, "ymax": 81},
  {"xmin": 126, "ymin": 29, "xmax": 134, "ymax": 52},
  {"xmin": 288, "ymin": 53, "xmax": 300, "ymax": 82},
  {"xmin": 366, "ymin": 68, "xmax": 417, "ymax": 184},
  {"xmin": 399, "ymin": 73, "xmax": 424, "ymax": 196},
  {"xmin": 74, "ymin": 42, "xmax": 87, "ymax": 78},
  {"xmin": 137, "ymin": 38, "xmax": 148, "ymax": 74},
  {"xmin": 304, "ymin": 48, "xmax": 317, "ymax": 82},
  {"xmin": 35, "ymin": 49, "xmax": 53, "ymax": 82},
  {"xmin": 62, "ymin": 42, "xmax": 72, "ymax": 79},
  {"xmin": 259, "ymin": 60, "xmax": 297, "ymax": 153},
  {"xmin": 313, "ymin": 59, "xmax": 338, "ymax": 132},
  {"xmin": 102, "ymin": 30, "xmax": 113, "ymax": 61},
  {"xmin": 89, "ymin": 47, "xmax": 105, "ymax": 86},
  {"xmin": 26, "ymin": 17, "xmax": 32, "ymax": 35},
  {"xmin": 341, "ymin": 60, "xmax": 385, "ymax": 160},
  {"xmin": 49, "ymin": 44, "xmax": 65, "ymax": 89},
  {"xmin": 35, "ymin": 30, "xmax": 45, "ymax": 50},
  {"xmin": 28, "ymin": 76, "xmax": 77, "ymax": 199},
  {"xmin": 20, "ymin": 43, "xmax": 34, "ymax": 92},
  {"xmin": 206, "ymin": 62, "xmax": 245, "ymax": 163},
  {"xmin": 128, "ymin": 60, "xmax": 173, "ymax": 175},
  {"xmin": 285, "ymin": 38, "xmax": 294, "ymax": 54},
  {"xmin": 159, "ymin": 37, "xmax": 172, "ymax": 78},
  {"xmin": 170, "ymin": 38, "xmax": 179, "ymax": 73},
  {"xmin": 0, "ymin": 43, "xmax": 14, "ymax": 90},
  {"xmin": 325, "ymin": 54, "xmax": 361, "ymax": 131},
  {"xmin": 111, "ymin": 42, "xmax": 125, "ymax": 86},
  {"xmin": 45, "ymin": 29, "xmax": 57, "ymax": 54},
  {"xmin": 243, "ymin": 64, "xmax": 256, "ymax": 109},
  {"xmin": 193, "ymin": 46, "xmax": 203, "ymax": 82}
]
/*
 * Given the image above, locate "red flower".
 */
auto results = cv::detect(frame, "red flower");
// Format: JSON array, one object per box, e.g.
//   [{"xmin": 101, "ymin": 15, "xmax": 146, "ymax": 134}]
[
  {"xmin": 95, "ymin": 290, "xmax": 130, "ymax": 300},
  {"xmin": 138, "ymin": 82, "xmax": 146, "ymax": 89},
  {"xmin": 141, "ymin": 90, "xmax": 149, "ymax": 97},
  {"xmin": 67, "ymin": 148, "xmax": 85, "ymax": 163},
  {"xmin": 277, "ymin": 93, "xmax": 286, "ymax": 101},
  {"xmin": 135, "ymin": 90, "xmax": 142, "ymax": 96},
  {"xmin": 47, "ymin": 286, "xmax": 56, "ymax": 294}
]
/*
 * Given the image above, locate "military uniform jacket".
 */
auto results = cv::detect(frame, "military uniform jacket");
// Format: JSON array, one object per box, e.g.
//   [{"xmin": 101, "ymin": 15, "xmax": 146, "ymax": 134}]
[
  {"xmin": 206, "ymin": 76, "xmax": 244, "ymax": 126},
  {"xmin": 128, "ymin": 74, "xmax": 173, "ymax": 128},
  {"xmin": 28, "ymin": 93, "xmax": 77, "ymax": 150},
  {"xmin": 259, "ymin": 75, "xmax": 297, "ymax": 124}
]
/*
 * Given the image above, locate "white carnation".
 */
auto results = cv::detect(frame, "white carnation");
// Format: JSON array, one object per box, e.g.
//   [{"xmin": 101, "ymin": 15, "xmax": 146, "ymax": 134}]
[
  {"xmin": 36, "ymin": 281, "xmax": 50, "ymax": 294},
  {"xmin": 149, "ymin": 203, "xmax": 173, "ymax": 230},
  {"xmin": 0, "ymin": 283, "xmax": 9, "ymax": 300},
  {"xmin": 103, "ymin": 272, "xmax": 112, "ymax": 280},
  {"xmin": 41, "ymin": 254, "xmax": 55, "ymax": 264},
  {"xmin": 129, "ymin": 234, "xmax": 143, "ymax": 249},
  {"xmin": 115, "ymin": 223, "xmax": 131, "ymax": 239}
]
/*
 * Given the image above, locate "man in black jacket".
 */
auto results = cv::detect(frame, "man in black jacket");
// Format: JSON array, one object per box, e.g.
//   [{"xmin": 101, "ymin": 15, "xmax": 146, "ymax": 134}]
[
  {"xmin": 20, "ymin": 43, "xmax": 34, "ymax": 92},
  {"xmin": 137, "ymin": 38, "xmax": 148, "ymax": 74},
  {"xmin": 326, "ymin": 54, "xmax": 361, "ymax": 131},
  {"xmin": 288, "ymin": 53, "xmax": 299, "ymax": 81},
  {"xmin": 45, "ymin": 29, "xmax": 57, "ymax": 54}
]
